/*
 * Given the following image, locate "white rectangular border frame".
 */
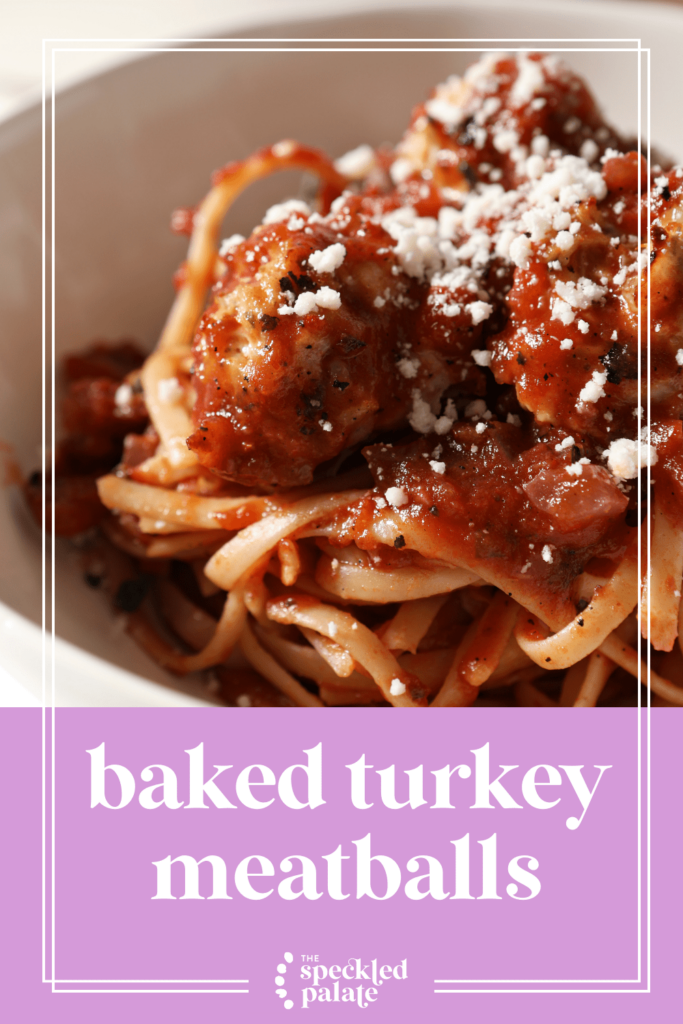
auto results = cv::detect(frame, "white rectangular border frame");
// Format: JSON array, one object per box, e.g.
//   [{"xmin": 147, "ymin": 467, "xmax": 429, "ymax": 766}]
[{"xmin": 41, "ymin": 35, "xmax": 651, "ymax": 998}]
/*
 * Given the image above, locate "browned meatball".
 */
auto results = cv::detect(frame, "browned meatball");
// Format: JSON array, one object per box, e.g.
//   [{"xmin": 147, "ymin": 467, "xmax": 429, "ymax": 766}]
[
  {"xmin": 187, "ymin": 193, "xmax": 490, "ymax": 489},
  {"xmin": 488, "ymin": 154, "xmax": 683, "ymax": 439},
  {"xmin": 394, "ymin": 52, "xmax": 625, "ymax": 193}
]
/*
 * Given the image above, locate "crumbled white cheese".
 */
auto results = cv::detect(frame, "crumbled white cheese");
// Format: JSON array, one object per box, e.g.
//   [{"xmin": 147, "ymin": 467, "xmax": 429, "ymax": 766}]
[
  {"xmin": 580, "ymin": 139, "xmax": 599, "ymax": 163},
  {"xmin": 390, "ymin": 157, "xmax": 415, "ymax": 184},
  {"xmin": 471, "ymin": 349, "xmax": 492, "ymax": 367},
  {"xmin": 279, "ymin": 286, "xmax": 342, "ymax": 316},
  {"xmin": 272, "ymin": 140, "xmax": 296, "ymax": 158},
  {"xmin": 554, "ymin": 436, "xmax": 575, "ymax": 451},
  {"xmin": 219, "ymin": 234, "xmax": 245, "ymax": 256},
  {"xmin": 319, "ymin": 420, "xmax": 333, "ymax": 432},
  {"xmin": 552, "ymin": 298, "xmax": 575, "ymax": 325},
  {"xmin": 531, "ymin": 134, "xmax": 550, "ymax": 156},
  {"xmin": 389, "ymin": 678, "xmax": 406, "ymax": 697},
  {"xmin": 604, "ymin": 437, "xmax": 658, "ymax": 479},
  {"xmin": 555, "ymin": 230, "xmax": 575, "ymax": 251},
  {"xmin": 509, "ymin": 235, "xmax": 533, "ymax": 269},
  {"xmin": 477, "ymin": 97, "xmax": 502, "ymax": 124},
  {"xmin": 429, "ymin": 460, "xmax": 446, "ymax": 474},
  {"xmin": 114, "ymin": 383, "xmax": 133, "ymax": 411},
  {"xmin": 525, "ymin": 154, "xmax": 546, "ymax": 180},
  {"xmin": 308, "ymin": 243, "xmax": 346, "ymax": 274},
  {"xmin": 397, "ymin": 357, "xmax": 420, "ymax": 379},
  {"xmin": 425, "ymin": 97, "xmax": 465, "ymax": 130},
  {"xmin": 493, "ymin": 129, "xmax": 520, "ymax": 154},
  {"xmin": 555, "ymin": 277, "xmax": 606, "ymax": 310},
  {"xmin": 676, "ymin": 349, "xmax": 683, "ymax": 367},
  {"xmin": 541, "ymin": 544, "xmax": 554, "ymax": 564},
  {"xmin": 329, "ymin": 195, "xmax": 349, "ymax": 214},
  {"xmin": 522, "ymin": 206, "xmax": 552, "ymax": 241},
  {"xmin": 263, "ymin": 198, "xmax": 310, "ymax": 225},
  {"xmin": 334, "ymin": 144, "xmax": 376, "ymax": 179},
  {"xmin": 506, "ymin": 413, "xmax": 522, "ymax": 427},
  {"xmin": 560, "ymin": 338, "xmax": 573, "ymax": 350},
  {"xmin": 467, "ymin": 301, "xmax": 493, "ymax": 325},
  {"xmin": 578, "ymin": 370, "xmax": 607, "ymax": 406},
  {"xmin": 408, "ymin": 391, "xmax": 437, "ymax": 433},
  {"xmin": 510, "ymin": 56, "xmax": 544, "ymax": 106},
  {"xmin": 386, "ymin": 486, "xmax": 409, "ymax": 508},
  {"xmin": 475, "ymin": 422, "xmax": 486, "ymax": 434},
  {"xmin": 381, "ymin": 206, "xmax": 442, "ymax": 280},
  {"xmin": 408, "ymin": 390, "xmax": 457, "ymax": 435},
  {"xmin": 577, "ymin": 319, "xmax": 589, "ymax": 334}
]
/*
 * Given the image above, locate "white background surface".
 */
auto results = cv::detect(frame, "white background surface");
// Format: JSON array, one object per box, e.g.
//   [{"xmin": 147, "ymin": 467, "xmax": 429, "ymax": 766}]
[
  {"xmin": 7, "ymin": 0, "xmax": 671, "ymax": 120},
  {"xmin": 2, "ymin": 0, "xmax": 446, "ymax": 119}
]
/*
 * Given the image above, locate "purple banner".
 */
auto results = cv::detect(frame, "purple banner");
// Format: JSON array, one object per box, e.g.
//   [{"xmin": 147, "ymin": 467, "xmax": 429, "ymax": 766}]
[{"xmin": 1, "ymin": 707, "xmax": 680, "ymax": 1021}]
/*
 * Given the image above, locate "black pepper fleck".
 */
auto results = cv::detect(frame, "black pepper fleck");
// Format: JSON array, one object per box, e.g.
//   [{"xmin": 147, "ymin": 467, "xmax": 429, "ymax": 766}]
[{"xmin": 259, "ymin": 314, "xmax": 279, "ymax": 332}]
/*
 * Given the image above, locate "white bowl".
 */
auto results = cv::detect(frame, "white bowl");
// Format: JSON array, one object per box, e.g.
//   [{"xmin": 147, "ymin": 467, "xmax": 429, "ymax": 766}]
[{"xmin": 1, "ymin": 1, "xmax": 680, "ymax": 705}]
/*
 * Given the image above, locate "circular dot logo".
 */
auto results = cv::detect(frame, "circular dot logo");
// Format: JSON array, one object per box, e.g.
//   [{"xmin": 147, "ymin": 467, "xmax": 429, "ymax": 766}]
[{"xmin": 275, "ymin": 951, "xmax": 294, "ymax": 1010}]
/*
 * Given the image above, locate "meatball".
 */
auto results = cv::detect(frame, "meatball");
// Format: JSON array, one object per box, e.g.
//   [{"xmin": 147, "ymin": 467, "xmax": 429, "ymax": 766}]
[
  {"xmin": 188, "ymin": 193, "xmax": 491, "ymax": 489},
  {"xmin": 393, "ymin": 52, "xmax": 626, "ymax": 193},
  {"xmin": 488, "ymin": 154, "xmax": 683, "ymax": 439}
]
